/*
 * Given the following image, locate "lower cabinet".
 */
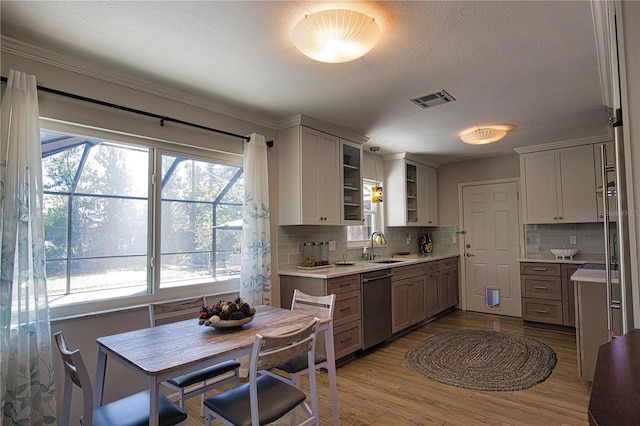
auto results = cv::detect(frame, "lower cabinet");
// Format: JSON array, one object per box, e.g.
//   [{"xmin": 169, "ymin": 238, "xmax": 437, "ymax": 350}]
[
  {"xmin": 280, "ymin": 273, "xmax": 362, "ymax": 360},
  {"xmin": 391, "ymin": 264, "xmax": 426, "ymax": 333},
  {"xmin": 520, "ymin": 262, "xmax": 580, "ymax": 327},
  {"xmin": 425, "ymin": 257, "xmax": 459, "ymax": 319},
  {"xmin": 562, "ymin": 264, "xmax": 580, "ymax": 327}
]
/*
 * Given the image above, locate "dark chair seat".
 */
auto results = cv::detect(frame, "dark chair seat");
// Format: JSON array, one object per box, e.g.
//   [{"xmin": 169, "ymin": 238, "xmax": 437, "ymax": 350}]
[
  {"xmin": 54, "ymin": 331, "xmax": 187, "ymax": 426},
  {"xmin": 92, "ymin": 390, "xmax": 187, "ymax": 426},
  {"xmin": 167, "ymin": 360, "xmax": 241, "ymax": 388},
  {"xmin": 204, "ymin": 375, "xmax": 306, "ymax": 426},
  {"xmin": 277, "ymin": 352, "xmax": 327, "ymax": 374}
]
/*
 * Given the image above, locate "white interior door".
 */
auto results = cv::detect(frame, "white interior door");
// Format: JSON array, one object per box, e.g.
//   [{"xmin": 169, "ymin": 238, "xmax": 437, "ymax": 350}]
[{"xmin": 462, "ymin": 181, "xmax": 521, "ymax": 316}]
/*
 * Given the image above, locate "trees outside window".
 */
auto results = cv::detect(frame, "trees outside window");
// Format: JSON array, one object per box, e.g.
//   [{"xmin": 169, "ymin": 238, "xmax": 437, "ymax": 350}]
[{"xmin": 41, "ymin": 130, "xmax": 243, "ymax": 306}]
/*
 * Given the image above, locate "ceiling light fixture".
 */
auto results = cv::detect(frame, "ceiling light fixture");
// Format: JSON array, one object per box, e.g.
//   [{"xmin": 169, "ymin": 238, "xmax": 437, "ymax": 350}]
[
  {"xmin": 460, "ymin": 126, "xmax": 512, "ymax": 145},
  {"xmin": 292, "ymin": 9, "xmax": 381, "ymax": 63}
]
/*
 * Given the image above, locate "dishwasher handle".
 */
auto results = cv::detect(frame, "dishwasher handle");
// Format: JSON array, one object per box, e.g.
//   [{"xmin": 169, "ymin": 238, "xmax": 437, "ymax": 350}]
[{"xmin": 362, "ymin": 273, "xmax": 393, "ymax": 283}]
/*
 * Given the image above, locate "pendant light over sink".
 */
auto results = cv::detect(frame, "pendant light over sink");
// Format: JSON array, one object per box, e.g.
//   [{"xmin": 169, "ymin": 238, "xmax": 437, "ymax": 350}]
[{"xmin": 292, "ymin": 9, "xmax": 381, "ymax": 63}]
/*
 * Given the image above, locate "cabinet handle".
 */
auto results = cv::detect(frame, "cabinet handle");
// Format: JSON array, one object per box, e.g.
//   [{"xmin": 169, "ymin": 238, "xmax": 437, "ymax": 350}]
[
  {"xmin": 338, "ymin": 283, "xmax": 351, "ymax": 287},
  {"xmin": 532, "ymin": 268, "xmax": 548, "ymax": 271},
  {"xmin": 340, "ymin": 307, "xmax": 352, "ymax": 312},
  {"xmin": 533, "ymin": 285, "xmax": 549, "ymax": 290},
  {"xmin": 533, "ymin": 309, "xmax": 549, "ymax": 314},
  {"xmin": 340, "ymin": 337, "xmax": 353, "ymax": 344}
]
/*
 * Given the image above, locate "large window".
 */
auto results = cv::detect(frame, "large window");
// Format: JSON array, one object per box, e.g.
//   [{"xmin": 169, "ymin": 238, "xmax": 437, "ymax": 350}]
[
  {"xmin": 41, "ymin": 129, "xmax": 243, "ymax": 308},
  {"xmin": 159, "ymin": 152, "xmax": 243, "ymax": 288},
  {"xmin": 346, "ymin": 179, "xmax": 384, "ymax": 247}
]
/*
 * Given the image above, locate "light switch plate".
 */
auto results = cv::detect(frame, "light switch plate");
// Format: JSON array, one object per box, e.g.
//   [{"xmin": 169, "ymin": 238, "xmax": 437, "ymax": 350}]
[{"xmin": 569, "ymin": 235, "xmax": 577, "ymax": 245}]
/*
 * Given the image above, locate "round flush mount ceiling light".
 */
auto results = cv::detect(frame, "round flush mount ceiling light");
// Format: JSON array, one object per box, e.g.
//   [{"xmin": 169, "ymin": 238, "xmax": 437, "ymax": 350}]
[
  {"xmin": 292, "ymin": 9, "xmax": 381, "ymax": 63},
  {"xmin": 460, "ymin": 126, "xmax": 513, "ymax": 145}
]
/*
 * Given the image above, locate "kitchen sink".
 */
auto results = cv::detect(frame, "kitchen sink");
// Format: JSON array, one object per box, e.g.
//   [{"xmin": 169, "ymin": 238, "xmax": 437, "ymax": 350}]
[{"xmin": 368, "ymin": 259, "xmax": 406, "ymax": 264}]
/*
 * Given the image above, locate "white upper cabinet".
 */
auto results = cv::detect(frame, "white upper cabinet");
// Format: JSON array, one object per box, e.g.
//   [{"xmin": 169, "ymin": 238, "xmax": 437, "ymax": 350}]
[
  {"xmin": 520, "ymin": 144, "xmax": 597, "ymax": 224},
  {"xmin": 423, "ymin": 164, "xmax": 438, "ymax": 226},
  {"xmin": 384, "ymin": 156, "xmax": 438, "ymax": 227},
  {"xmin": 279, "ymin": 125, "xmax": 341, "ymax": 225},
  {"xmin": 341, "ymin": 140, "xmax": 364, "ymax": 224},
  {"xmin": 278, "ymin": 116, "xmax": 366, "ymax": 226}
]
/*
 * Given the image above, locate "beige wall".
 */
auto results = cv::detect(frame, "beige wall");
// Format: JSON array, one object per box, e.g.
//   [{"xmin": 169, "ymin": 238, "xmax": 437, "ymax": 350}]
[
  {"xmin": 437, "ymin": 154, "xmax": 521, "ymax": 226},
  {"xmin": 2, "ymin": 49, "xmax": 281, "ymax": 423}
]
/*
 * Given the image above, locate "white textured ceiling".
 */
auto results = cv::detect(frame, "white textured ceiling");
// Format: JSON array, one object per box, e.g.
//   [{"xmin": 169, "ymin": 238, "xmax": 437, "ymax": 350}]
[{"xmin": 0, "ymin": 1, "xmax": 610, "ymax": 164}]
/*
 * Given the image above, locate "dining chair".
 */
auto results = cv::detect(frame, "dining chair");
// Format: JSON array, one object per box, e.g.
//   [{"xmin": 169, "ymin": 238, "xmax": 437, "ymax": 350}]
[
  {"xmin": 203, "ymin": 318, "xmax": 320, "ymax": 426},
  {"xmin": 53, "ymin": 331, "xmax": 188, "ymax": 426},
  {"xmin": 149, "ymin": 296, "xmax": 241, "ymax": 417},
  {"xmin": 270, "ymin": 290, "xmax": 336, "ymax": 420}
]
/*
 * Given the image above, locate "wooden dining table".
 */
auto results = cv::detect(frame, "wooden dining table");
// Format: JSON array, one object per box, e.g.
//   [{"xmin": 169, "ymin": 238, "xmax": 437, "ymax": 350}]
[{"xmin": 95, "ymin": 305, "xmax": 339, "ymax": 426}]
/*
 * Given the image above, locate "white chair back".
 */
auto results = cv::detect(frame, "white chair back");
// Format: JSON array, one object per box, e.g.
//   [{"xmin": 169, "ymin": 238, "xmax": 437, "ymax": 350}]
[
  {"xmin": 290, "ymin": 290, "xmax": 336, "ymax": 319},
  {"xmin": 149, "ymin": 296, "xmax": 207, "ymax": 326}
]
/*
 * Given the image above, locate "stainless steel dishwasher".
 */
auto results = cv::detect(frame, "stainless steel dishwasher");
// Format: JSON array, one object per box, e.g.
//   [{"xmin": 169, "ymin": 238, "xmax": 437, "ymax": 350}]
[{"xmin": 361, "ymin": 269, "xmax": 393, "ymax": 349}]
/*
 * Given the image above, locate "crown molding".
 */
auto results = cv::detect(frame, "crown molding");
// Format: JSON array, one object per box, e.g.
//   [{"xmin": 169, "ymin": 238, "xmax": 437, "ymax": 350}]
[
  {"xmin": 1, "ymin": 36, "xmax": 280, "ymax": 130},
  {"xmin": 382, "ymin": 152, "xmax": 440, "ymax": 168},
  {"xmin": 513, "ymin": 133, "xmax": 613, "ymax": 155},
  {"xmin": 276, "ymin": 114, "xmax": 368, "ymax": 144}
]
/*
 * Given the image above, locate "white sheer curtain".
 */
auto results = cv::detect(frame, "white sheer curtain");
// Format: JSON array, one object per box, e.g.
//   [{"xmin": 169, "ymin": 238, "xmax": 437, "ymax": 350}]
[
  {"xmin": 1, "ymin": 70, "xmax": 57, "ymax": 425},
  {"xmin": 240, "ymin": 133, "xmax": 272, "ymax": 306}
]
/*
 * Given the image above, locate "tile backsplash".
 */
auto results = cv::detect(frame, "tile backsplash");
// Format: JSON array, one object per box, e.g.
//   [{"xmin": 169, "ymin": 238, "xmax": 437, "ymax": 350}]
[
  {"xmin": 525, "ymin": 222, "xmax": 614, "ymax": 262},
  {"xmin": 277, "ymin": 223, "xmax": 613, "ymax": 267},
  {"xmin": 277, "ymin": 225, "xmax": 460, "ymax": 267}
]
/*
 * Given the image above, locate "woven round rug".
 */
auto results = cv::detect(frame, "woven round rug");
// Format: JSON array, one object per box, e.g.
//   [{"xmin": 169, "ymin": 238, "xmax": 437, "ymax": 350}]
[{"xmin": 404, "ymin": 330, "xmax": 557, "ymax": 391}]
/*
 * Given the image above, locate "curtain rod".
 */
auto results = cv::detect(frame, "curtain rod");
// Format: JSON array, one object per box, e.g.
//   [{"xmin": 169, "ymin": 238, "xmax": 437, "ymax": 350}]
[{"xmin": 1, "ymin": 75, "xmax": 273, "ymax": 147}]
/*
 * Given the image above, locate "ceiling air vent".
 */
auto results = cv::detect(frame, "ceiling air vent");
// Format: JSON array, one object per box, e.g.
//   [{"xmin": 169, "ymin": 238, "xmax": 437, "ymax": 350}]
[{"xmin": 410, "ymin": 90, "xmax": 456, "ymax": 109}]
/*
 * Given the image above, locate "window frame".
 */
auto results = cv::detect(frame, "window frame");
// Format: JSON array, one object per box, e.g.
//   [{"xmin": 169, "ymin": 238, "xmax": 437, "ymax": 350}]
[
  {"xmin": 40, "ymin": 119, "xmax": 243, "ymax": 319},
  {"xmin": 346, "ymin": 178, "xmax": 384, "ymax": 248}
]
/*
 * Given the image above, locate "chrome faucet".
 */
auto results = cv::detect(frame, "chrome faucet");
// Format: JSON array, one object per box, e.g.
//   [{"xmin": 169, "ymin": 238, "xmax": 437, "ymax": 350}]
[{"xmin": 370, "ymin": 231, "xmax": 387, "ymax": 261}]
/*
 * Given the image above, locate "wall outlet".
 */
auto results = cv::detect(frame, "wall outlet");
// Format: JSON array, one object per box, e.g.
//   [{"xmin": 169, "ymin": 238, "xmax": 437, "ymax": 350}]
[
  {"xmin": 328, "ymin": 240, "xmax": 336, "ymax": 251},
  {"xmin": 569, "ymin": 235, "xmax": 577, "ymax": 245},
  {"xmin": 452, "ymin": 235, "xmax": 457, "ymax": 244},
  {"xmin": 406, "ymin": 234, "xmax": 411, "ymax": 245}
]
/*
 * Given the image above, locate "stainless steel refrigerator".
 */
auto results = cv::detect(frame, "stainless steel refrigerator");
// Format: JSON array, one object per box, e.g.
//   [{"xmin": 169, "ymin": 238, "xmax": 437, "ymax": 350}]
[{"xmin": 592, "ymin": 0, "xmax": 634, "ymax": 339}]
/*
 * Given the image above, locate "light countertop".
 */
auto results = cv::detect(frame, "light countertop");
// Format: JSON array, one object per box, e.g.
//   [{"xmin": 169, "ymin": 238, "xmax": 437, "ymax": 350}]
[
  {"xmin": 571, "ymin": 267, "xmax": 619, "ymax": 284},
  {"xmin": 278, "ymin": 254, "xmax": 459, "ymax": 279},
  {"xmin": 519, "ymin": 258, "xmax": 596, "ymax": 265}
]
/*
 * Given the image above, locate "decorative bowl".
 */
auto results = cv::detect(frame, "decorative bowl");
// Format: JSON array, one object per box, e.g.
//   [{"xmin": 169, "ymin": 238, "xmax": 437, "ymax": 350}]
[
  {"xmin": 550, "ymin": 249, "xmax": 578, "ymax": 259},
  {"xmin": 206, "ymin": 315, "xmax": 254, "ymax": 329}
]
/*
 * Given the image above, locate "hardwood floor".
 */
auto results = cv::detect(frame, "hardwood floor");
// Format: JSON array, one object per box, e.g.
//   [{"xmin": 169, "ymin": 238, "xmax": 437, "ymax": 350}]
[{"xmin": 184, "ymin": 310, "xmax": 592, "ymax": 425}]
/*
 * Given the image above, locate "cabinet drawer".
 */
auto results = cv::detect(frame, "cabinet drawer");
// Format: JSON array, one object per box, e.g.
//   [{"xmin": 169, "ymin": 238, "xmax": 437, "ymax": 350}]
[
  {"xmin": 333, "ymin": 321, "xmax": 362, "ymax": 359},
  {"xmin": 522, "ymin": 298, "xmax": 563, "ymax": 325},
  {"xmin": 437, "ymin": 258, "xmax": 458, "ymax": 271},
  {"xmin": 424, "ymin": 261, "xmax": 439, "ymax": 273},
  {"xmin": 521, "ymin": 275, "xmax": 562, "ymax": 300},
  {"xmin": 392, "ymin": 263, "xmax": 425, "ymax": 281},
  {"xmin": 520, "ymin": 263, "xmax": 561, "ymax": 276},
  {"xmin": 327, "ymin": 274, "xmax": 360, "ymax": 294},
  {"xmin": 333, "ymin": 290, "xmax": 361, "ymax": 327}
]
